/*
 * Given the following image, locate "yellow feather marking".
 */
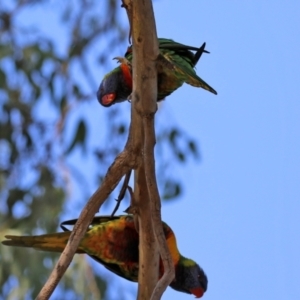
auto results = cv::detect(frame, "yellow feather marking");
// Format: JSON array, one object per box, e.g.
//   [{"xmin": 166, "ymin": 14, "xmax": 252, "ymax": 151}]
[
  {"xmin": 165, "ymin": 230, "xmax": 180, "ymax": 265},
  {"xmin": 181, "ymin": 257, "xmax": 196, "ymax": 267}
]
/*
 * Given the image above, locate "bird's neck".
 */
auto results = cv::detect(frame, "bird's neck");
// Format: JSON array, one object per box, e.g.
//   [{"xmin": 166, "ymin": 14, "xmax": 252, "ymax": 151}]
[
  {"xmin": 178, "ymin": 255, "xmax": 197, "ymax": 267},
  {"xmin": 120, "ymin": 63, "xmax": 132, "ymax": 90}
]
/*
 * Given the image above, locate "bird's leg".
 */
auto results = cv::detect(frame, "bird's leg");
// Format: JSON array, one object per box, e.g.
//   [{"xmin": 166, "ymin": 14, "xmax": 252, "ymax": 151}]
[
  {"xmin": 113, "ymin": 56, "xmax": 132, "ymax": 69},
  {"xmin": 127, "ymin": 93, "xmax": 132, "ymax": 103},
  {"xmin": 124, "ymin": 185, "xmax": 138, "ymax": 214},
  {"xmin": 113, "ymin": 57, "xmax": 132, "ymax": 103},
  {"xmin": 124, "ymin": 186, "xmax": 139, "ymax": 232},
  {"xmin": 110, "ymin": 170, "xmax": 132, "ymax": 217}
]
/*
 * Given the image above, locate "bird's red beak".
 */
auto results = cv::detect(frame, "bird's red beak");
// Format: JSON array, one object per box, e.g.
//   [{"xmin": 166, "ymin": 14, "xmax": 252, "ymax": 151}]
[
  {"xmin": 101, "ymin": 93, "xmax": 116, "ymax": 106},
  {"xmin": 190, "ymin": 287, "xmax": 204, "ymax": 298}
]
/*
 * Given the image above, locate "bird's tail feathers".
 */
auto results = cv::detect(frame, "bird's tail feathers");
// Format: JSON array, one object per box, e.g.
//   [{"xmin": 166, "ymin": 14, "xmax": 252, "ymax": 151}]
[
  {"xmin": 188, "ymin": 75, "xmax": 218, "ymax": 95},
  {"xmin": 2, "ymin": 232, "xmax": 75, "ymax": 253}
]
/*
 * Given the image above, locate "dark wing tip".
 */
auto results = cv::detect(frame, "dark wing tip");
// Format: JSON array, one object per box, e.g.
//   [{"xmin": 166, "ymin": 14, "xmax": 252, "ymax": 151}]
[{"xmin": 211, "ymin": 88, "xmax": 218, "ymax": 95}]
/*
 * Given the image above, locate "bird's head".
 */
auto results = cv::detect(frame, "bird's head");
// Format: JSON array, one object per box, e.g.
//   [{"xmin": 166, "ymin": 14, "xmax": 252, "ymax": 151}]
[
  {"xmin": 170, "ymin": 259, "xmax": 208, "ymax": 298},
  {"xmin": 97, "ymin": 61, "xmax": 132, "ymax": 107}
]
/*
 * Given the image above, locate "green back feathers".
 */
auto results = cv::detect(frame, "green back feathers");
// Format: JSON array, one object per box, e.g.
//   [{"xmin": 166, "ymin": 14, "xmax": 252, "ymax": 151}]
[{"xmin": 125, "ymin": 38, "xmax": 217, "ymax": 96}]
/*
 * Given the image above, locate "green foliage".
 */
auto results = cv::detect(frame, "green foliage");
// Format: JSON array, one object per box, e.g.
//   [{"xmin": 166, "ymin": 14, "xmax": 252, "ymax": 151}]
[
  {"xmin": 0, "ymin": 0, "xmax": 200, "ymax": 299},
  {"xmin": 65, "ymin": 119, "xmax": 87, "ymax": 154}
]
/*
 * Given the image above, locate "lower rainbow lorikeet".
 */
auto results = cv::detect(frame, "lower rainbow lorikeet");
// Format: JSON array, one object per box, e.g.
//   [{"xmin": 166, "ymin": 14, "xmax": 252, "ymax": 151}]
[
  {"xmin": 97, "ymin": 38, "xmax": 217, "ymax": 107},
  {"xmin": 2, "ymin": 215, "xmax": 207, "ymax": 298}
]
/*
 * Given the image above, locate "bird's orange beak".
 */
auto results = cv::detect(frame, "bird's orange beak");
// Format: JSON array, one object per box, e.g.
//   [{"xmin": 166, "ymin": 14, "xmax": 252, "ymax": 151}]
[
  {"xmin": 190, "ymin": 287, "xmax": 205, "ymax": 298},
  {"xmin": 101, "ymin": 93, "xmax": 116, "ymax": 106}
]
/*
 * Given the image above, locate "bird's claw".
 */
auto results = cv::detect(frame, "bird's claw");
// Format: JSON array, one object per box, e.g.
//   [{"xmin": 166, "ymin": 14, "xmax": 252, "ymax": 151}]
[{"xmin": 113, "ymin": 56, "xmax": 131, "ymax": 67}]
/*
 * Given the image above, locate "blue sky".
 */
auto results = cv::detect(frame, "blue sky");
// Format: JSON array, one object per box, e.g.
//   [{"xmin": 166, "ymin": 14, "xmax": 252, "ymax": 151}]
[
  {"xmin": 153, "ymin": 1, "xmax": 300, "ymax": 299},
  {"xmin": 6, "ymin": 1, "xmax": 300, "ymax": 299}
]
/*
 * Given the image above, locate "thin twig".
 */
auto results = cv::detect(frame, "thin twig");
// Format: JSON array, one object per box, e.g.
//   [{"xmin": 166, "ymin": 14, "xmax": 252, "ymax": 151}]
[
  {"xmin": 111, "ymin": 170, "xmax": 132, "ymax": 217},
  {"xmin": 121, "ymin": 0, "xmax": 132, "ymax": 43}
]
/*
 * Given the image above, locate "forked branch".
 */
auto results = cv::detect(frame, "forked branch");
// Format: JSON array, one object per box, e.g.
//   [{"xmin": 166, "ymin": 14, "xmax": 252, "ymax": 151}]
[
  {"xmin": 36, "ymin": 1, "xmax": 173, "ymax": 299},
  {"xmin": 36, "ymin": 144, "xmax": 139, "ymax": 299}
]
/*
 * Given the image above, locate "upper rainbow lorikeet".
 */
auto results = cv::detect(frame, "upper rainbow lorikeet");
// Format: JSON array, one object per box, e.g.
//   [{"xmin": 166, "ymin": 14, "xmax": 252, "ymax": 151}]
[
  {"xmin": 97, "ymin": 38, "xmax": 217, "ymax": 107},
  {"xmin": 2, "ymin": 215, "xmax": 207, "ymax": 298}
]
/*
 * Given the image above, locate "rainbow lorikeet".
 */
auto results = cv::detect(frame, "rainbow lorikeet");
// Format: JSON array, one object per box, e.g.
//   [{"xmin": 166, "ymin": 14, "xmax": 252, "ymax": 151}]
[
  {"xmin": 97, "ymin": 38, "xmax": 217, "ymax": 107},
  {"xmin": 2, "ymin": 215, "xmax": 207, "ymax": 298}
]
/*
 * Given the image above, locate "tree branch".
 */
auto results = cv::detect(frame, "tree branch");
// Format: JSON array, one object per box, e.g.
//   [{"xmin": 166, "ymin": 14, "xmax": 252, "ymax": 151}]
[
  {"xmin": 124, "ymin": 0, "xmax": 175, "ymax": 299},
  {"xmin": 134, "ymin": 164, "xmax": 160, "ymax": 299},
  {"xmin": 143, "ymin": 117, "xmax": 175, "ymax": 300},
  {"xmin": 35, "ymin": 147, "xmax": 138, "ymax": 299}
]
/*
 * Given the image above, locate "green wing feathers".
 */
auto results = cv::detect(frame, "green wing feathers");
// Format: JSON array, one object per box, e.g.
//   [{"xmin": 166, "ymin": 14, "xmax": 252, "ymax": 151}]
[
  {"xmin": 162, "ymin": 47, "xmax": 217, "ymax": 95},
  {"xmin": 125, "ymin": 38, "xmax": 217, "ymax": 95}
]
